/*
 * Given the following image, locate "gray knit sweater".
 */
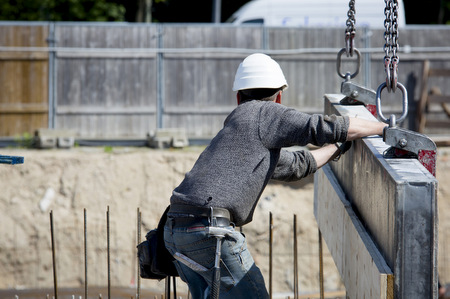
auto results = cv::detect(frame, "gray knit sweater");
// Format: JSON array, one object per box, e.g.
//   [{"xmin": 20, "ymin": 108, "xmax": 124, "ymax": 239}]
[{"xmin": 170, "ymin": 100, "xmax": 349, "ymax": 226}]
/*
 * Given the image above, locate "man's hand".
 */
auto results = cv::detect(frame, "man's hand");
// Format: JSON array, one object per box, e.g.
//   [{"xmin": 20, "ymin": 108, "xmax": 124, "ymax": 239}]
[{"xmin": 346, "ymin": 117, "xmax": 387, "ymax": 140}]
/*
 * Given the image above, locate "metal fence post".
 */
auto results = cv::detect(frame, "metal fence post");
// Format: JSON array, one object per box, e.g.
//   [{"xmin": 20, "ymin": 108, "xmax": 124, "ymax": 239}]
[
  {"xmin": 157, "ymin": 25, "xmax": 165, "ymax": 129},
  {"xmin": 262, "ymin": 26, "xmax": 268, "ymax": 51},
  {"xmin": 212, "ymin": 0, "xmax": 222, "ymax": 23},
  {"xmin": 363, "ymin": 26, "xmax": 372, "ymax": 89}
]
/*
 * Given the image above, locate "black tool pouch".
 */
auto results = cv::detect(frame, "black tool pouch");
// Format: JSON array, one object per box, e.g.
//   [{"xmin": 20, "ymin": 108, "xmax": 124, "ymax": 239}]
[{"xmin": 137, "ymin": 205, "xmax": 179, "ymax": 279}]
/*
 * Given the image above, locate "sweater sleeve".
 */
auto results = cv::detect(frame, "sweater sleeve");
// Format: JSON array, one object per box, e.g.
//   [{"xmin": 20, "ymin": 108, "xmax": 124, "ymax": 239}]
[
  {"xmin": 258, "ymin": 102, "xmax": 350, "ymax": 148},
  {"xmin": 271, "ymin": 149, "xmax": 318, "ymax": 181}
]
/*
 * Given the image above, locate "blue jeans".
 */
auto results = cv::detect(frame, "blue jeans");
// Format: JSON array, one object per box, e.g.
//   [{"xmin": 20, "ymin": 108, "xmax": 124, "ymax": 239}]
[{"xmin": 164, "ymin": 216, "xmax": 269, "ymax": 299}]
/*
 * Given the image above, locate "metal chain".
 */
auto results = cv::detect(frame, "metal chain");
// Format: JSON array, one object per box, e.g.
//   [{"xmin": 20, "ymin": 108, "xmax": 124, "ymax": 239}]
[
  {"xmin": 377, "ymin": 0, "xmax": 407, "ymax": 127},
  {"xmin": 336, "ymin": 0, "xmax": 360, "ymax": 79},
  {"xmin": 383, "ymin": 0, "xmax": 392, "ymax": 59},
  {"xmin": 345, "ymin": 0, "xmax": 356, "ymax": 56},
  {"xmin": 383, "ymin": 0, "xmax": 399, "ymax": 92}
]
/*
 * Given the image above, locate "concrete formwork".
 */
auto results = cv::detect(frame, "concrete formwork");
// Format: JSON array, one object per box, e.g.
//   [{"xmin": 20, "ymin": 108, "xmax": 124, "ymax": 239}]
[{"xmin": 314, "ymin": 94, "xmax": 438, "ymax": 298}]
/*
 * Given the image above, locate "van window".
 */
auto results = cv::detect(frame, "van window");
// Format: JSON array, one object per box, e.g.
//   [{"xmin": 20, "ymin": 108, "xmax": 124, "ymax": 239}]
[
  {"xmin": 242, "ymin": 18, "xmax": 264, "ymax": 24},
  {"xmin": 226, "ymin": 16, "xmax": 237, "ymax": 23}
]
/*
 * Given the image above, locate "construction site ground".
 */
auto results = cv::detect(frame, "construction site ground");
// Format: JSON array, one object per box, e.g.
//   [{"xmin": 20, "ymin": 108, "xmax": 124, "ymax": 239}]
[{"xmin": 0, "ymin": 145, "xmax": 449, "ymax": 298}]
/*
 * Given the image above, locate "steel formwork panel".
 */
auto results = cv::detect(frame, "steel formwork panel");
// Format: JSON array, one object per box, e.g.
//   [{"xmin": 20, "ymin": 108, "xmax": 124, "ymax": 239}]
[{"xmin": 315, "ymin": 94, "xmax": 438, "ymax": 298}]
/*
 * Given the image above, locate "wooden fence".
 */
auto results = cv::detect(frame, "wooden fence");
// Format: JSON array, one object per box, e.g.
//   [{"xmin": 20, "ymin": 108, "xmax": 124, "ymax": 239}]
[
  {"xmin": 0, "ymin": 23, "xmax": 49, "ymax": 137},
  {"xmin": 1, "ymin": 22, "xmax": 450, "ymax": 139}
]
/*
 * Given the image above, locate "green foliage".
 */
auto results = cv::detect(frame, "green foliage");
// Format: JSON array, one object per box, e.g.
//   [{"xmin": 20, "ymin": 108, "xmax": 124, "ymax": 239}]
[
  {"xmin": 104, "ymin": 145, "xmax": 113, "ymax": 153},
  {"xmin": 0, "ymin": 0, "xmax": 126, "ymax": 21},
  {"xmin": 0, "ymin": 0, "xmax": 249, "ymax": 23},
  {"xmin": 13, "ymin": 132, "xmax": 34, "ymax": 148}
]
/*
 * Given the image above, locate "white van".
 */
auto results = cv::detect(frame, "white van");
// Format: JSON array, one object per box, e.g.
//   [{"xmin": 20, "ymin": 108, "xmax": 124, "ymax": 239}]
[{"xmin": 226, "ymin": 0, "xmax": 406, "ymax": 28}]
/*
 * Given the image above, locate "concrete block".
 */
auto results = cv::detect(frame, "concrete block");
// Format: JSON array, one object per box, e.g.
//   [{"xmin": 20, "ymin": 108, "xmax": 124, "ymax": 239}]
[
  {"xmin": 147, "ymin": 128, "xmax": 189, "ymax": 149},
  {"xmin": 35, "ymin": 129, "xmax": 76, "ymax": 149},
  {"xmin": 148, "ymin": 136, "xmax": 172, "ymax": 149},
  {"xmin": 57, "ymin": 136, "xmax": 75, "ymax": 148},
  {"xmin": 35, "ymin": 135, "xmax": 57, "ymax": 149}
]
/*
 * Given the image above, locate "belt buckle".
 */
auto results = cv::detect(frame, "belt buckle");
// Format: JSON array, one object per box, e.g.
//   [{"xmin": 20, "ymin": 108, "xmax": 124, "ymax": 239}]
[
  {"xmin": 209, "ymin": 207, "xmax": 217, "ymax": 226},
  {"xmin": 208, "ymin": 207, "xmax": 231, "ymax": 227}
]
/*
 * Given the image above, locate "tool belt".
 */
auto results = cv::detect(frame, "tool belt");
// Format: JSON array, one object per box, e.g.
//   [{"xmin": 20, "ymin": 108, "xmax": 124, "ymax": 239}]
[
  {"xmin": 168, "ymin": 204, "xmax": 232, "ymax": 227},
  {"xmin": 137, "ymin": 206, "xmax": 179, "ymax": 280}
]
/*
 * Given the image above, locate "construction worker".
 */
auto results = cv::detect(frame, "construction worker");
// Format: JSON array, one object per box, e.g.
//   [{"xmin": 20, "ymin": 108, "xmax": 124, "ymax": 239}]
[{"xmin": 163, "ymin": 53, "xmax": 387, "ymax": 298}]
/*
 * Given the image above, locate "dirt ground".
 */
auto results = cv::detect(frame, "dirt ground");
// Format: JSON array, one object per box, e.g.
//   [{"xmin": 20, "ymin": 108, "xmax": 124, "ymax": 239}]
[{"xmin": 0, "ymin": 145, "xmax": 449, "ymax": 297}]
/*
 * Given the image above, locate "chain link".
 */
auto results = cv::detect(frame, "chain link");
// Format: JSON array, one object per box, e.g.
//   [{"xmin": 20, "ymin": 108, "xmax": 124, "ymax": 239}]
[
  {"xmin": 345, "ymin": 0, "xmax": 356, "ymax": 56},
  {"xmin": 383, "ymin": 0, "xmax": 399, "ymax": 92}
]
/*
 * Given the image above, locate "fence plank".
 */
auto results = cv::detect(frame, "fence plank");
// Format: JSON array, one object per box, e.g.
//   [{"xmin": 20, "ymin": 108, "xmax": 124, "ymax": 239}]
[{"xmin": 0, "ymin": 24, "xmax": 48, "ymax": 136}]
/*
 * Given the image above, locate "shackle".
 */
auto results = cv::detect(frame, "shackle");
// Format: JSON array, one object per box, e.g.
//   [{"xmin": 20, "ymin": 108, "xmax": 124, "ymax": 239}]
[{"xmin": 375, "ymin": 82, "xmax": 408, "ymax": 127}]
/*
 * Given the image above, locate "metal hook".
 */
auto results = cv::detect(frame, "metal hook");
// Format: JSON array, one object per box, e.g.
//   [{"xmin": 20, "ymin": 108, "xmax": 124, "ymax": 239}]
[
  {"xmin": 376, "ymin": 81, "xmax": 408, "ymax": 126},
  {"xmin": 345, "ymin": 31, "xmax": 355, "ymax": 57},
  {"xmin": 390, "ymin": 57, "xmax": 399, "ymax": 93},
  {"xmin": 384, "ymin": 57, "xmax": 392, "ymax": 92}
]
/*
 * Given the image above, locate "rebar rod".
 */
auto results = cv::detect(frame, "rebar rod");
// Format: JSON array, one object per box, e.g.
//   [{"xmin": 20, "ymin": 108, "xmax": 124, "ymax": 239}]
[
  {"xmin": 50, "ymin": 210, "xmax": 58, "ymax": 299},
  {"xmin": 269, "ymin": 212, "xmax": 273, "ymax": 299},
  {"xmin": 107, "ymin": 206, "xmax": 111, "ymax": 299},
  {"xmin": 293, "ymin": 214, "xmax": 298, "ymax": 299},
  {"xmin": 136, "ymin": 208, "xmax": 141, "ymax": 299},
  {"xmin": 318, "ymin": 229, "xmax": 324, "ymax": 299},
  {"xmin": 84, "ymin": 208, "xmax": 88, "ymax": 299},
  {"xmin": 173, "ymin": 276, "xmax": 177, "ymax": 299},
  {"xmin": 165, "ymin": 277, "xmax": 171, "ymax": 299},
  {"xmin": 137, "ymin": 208, "xmax": 141, "ymax": 299}
]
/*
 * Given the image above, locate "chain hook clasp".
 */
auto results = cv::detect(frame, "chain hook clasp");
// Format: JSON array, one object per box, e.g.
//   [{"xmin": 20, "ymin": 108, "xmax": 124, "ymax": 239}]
[
  {"xmin": 390, "ymin": 57, "xmax": 399, "ymax": 92},
  {"xmin": 384, "ymin": 57, "xmax": 392, "ymax": 92},
  {"xmin": 345, "ymin": 30, "xmax": 356, "ymax": 57},
  {"xmin": 384, "ymin": 56, "xmax": 399, "ymax": 93}
]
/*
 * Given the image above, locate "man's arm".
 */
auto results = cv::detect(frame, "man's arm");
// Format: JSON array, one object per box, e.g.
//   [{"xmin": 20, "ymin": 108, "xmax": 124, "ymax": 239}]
[
  {"xmin": 346, "ymin": 117, "xmax": 387, "ymax": 141},
  {"xmin": 309, "ymin": 144, "xmax": 341, "ymax": 169},
  {"xmin": 311, "ymin": 117, "xmax": 387, "ymax": 168}
]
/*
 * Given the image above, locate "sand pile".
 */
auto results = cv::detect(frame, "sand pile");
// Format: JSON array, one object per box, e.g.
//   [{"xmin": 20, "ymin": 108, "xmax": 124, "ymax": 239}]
[{"xmin": 0, "ymin": 146, "xmax": 448, "ymax": 296}]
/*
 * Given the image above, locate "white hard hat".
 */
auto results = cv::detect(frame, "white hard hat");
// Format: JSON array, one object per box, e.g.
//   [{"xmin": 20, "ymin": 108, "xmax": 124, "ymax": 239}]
[{"xmin": 232, "ymin": 53, "xmax": 288, "ymax": 91}]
